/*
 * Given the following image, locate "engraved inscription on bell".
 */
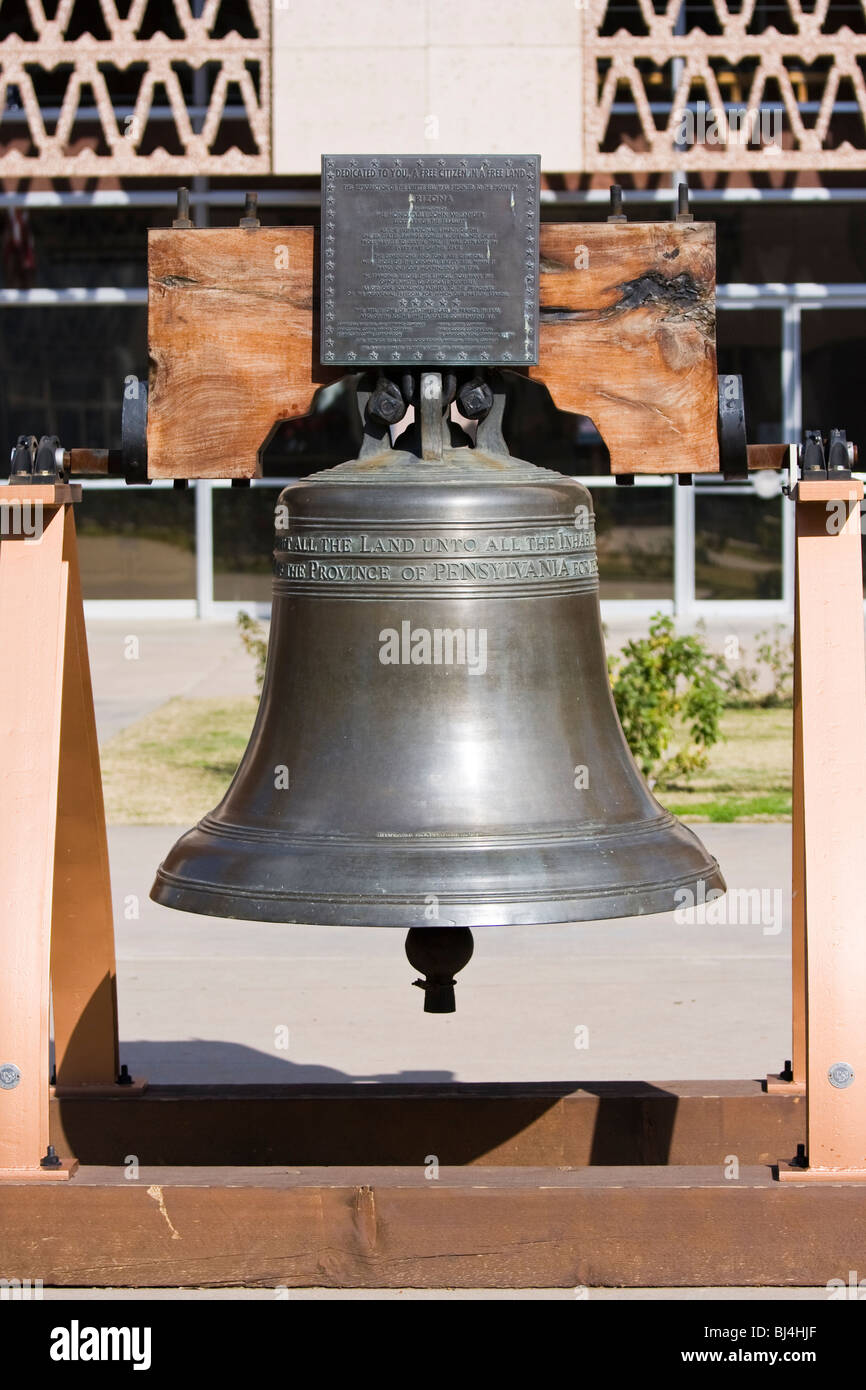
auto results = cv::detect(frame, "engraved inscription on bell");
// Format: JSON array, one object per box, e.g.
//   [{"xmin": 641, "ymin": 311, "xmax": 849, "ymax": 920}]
[
  {"xmin": 322, "ymin": 154, "xmax": 540, "ymax": 368},
  {"xmin": 275, "ymin": 524, "xmax": 597, "ymax": 594}
]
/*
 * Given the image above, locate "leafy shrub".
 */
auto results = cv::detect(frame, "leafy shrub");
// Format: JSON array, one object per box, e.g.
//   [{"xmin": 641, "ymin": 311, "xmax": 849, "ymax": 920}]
[
  {"xmin": 712, "ymin": 624, "xmax": 793, "ymax": 709},
  {"xmin": 609, "ymin": 614, "xmax": 725, "ymax": 789},
  {"xmin": 750, "ymin": 625, "xmax": 794, "ymax": 707},
  {"xmin": 236, "ymin": 611, "xmax": 268, "ymax": 692}
]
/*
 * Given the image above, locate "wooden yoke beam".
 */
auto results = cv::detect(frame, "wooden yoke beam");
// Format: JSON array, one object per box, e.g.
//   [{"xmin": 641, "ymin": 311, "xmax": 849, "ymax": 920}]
[
  {"xmin": 146, "ymin": 221, "xmax": 719, "ymax": 480},
  {"xmin": 532, "ymin": 222, "xmax": 718, "ymax": 475},
  {"xmin": 147, "ymin": 227, "xmax": 340, "ymax": 480}
]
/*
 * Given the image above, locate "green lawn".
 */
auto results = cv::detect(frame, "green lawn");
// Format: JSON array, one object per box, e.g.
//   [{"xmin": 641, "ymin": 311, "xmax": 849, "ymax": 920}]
[
  {"xmin": 100, "ymin": 698, "xmax": 792, "ymax": 826},
  {"xmin": 659, "ymin": 707, "xmax": 792, "ymax": 822},
  {"xmin": 101, "ymin": 697, "xmax": 258, "ymax": 825}
]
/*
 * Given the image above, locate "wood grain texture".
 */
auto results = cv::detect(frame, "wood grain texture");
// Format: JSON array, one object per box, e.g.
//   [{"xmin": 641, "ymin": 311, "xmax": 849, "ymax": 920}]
[
  {"xmin": 147, "ymin": 222, "xmax": 719, "ymax": 479},
  {"xmin": 0, "ymin": 505, "xmax": 66, "ymax": 1173},
  {"xmin": 50, "ymin": 507, "xmax": 120, "ymax": 1090},
  {"xmin": 748, "ymin": 443, "xmax": 791, "ymax": 470},
  {"xmin": 793, "ymin": 481, "xmax": 866, "ymax": 1175},
  {"xmin": 534, "ymin": 222, "xmax": 718, "ymax": 474},
  {"xmin": 147, "ymin": 227, "xmax": 339, "ymax": 479},
  {"xmin": 0, "ymin": 497, "xmax": 121, "ymax": 1175},
  {"xmin": 2, "ymin": 1164, "xmax": 863, "ymax": 1287}
]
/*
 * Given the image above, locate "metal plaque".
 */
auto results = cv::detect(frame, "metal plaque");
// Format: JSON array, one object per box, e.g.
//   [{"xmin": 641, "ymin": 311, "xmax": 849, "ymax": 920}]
[{"xmin": 321, "ymin": 154, "xmax": 540, "ymax": 368}]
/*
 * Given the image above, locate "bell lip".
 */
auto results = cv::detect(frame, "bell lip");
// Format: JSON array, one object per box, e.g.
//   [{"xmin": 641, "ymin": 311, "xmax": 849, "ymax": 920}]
[{"xmin": 150, "ymin": 862, "xmax": 726, "ymax": 928}]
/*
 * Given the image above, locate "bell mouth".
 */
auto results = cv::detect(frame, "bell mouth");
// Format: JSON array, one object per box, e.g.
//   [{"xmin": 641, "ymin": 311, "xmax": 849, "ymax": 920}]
[{"xmin": 150, "ymin": 813, "xmax": 725, "ymax": 928}]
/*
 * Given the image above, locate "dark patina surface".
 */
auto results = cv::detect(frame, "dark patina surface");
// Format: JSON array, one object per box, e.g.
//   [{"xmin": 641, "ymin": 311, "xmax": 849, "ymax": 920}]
[{"xmin": 321, "ymin": 154, "xmax": 540, "ymax": 367}]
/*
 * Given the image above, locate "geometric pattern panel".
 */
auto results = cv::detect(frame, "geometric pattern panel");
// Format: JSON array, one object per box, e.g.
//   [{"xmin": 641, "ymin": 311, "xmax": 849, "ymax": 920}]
[
  {"xmin": 0, "ymin": 0, "xmax": 269, "ymax": 175},
  {"xmin": 3, "ymin": 0, "xmax": 864, "ymax": 176},
  {"xmin": 585, "ymin": 0, "xmax": 866, "ymax": 169}
]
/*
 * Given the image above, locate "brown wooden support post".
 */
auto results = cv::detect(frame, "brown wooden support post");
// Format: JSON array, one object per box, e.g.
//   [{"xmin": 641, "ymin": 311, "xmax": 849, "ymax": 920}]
[
  {"xmin": 779, "ymin": 477, "xmax": 866, "ymax": 1179},
  {"xmin": 767, "ymin": 522, "xmax": 808, "ymax": 1096},
  {"xmin": 0, "ymin": 485, "xmax": 140, "ymax": 1181}
]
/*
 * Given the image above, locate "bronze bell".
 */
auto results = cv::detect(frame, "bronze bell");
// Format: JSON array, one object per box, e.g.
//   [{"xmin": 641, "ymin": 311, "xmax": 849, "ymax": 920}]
[{"xmin": 151, "ymin": 374, "xmax": 724, "ymax": 1011}]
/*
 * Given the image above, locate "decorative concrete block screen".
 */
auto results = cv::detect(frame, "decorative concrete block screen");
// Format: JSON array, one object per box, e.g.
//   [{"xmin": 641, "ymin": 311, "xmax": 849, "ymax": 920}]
[
  {"xmin": 0, "ymin": 0, "xmax": 269, "ymax": 176},
  {"xmin": 2, "ymin": 0, "xmax": 865, "ymax": 178},
  {"xmin": 584, "ymin": 0, "xmax": 866, "ymax": 171}
]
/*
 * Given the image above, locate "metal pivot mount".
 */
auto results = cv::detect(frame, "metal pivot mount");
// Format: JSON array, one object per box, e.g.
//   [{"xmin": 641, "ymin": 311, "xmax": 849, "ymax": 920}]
[
  {"xmin": 359, "ymin": 366, "xmax": 501, "ymax": 464},
  {"xmin": 0, "ymin": 480, "xmax": 145, "ymax": 1182}
]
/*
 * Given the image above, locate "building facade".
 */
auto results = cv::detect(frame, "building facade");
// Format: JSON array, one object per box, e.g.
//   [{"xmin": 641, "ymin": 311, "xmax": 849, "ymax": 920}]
[{"xmin": 1, "ymin": 0, "xmax": 865, "ymax": 619}]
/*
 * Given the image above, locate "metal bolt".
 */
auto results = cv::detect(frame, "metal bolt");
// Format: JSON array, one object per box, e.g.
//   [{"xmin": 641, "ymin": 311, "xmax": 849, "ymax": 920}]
[
  {"xmin": 366, "ymin": 377, "xmax": 407, "ymax": 427},
  {"xmin": 172, "ymin": 186, "xmax": 193, "ymax": 229},
  {"xmin": 117, "ymin": 1064, "xmax": 133, "ymax": 1086},
  {"xmin": 0, "ymin": 1063, "xmax": 20, "ymax": 1090},
  {"xmin": 801, "ymin": 430, "xmax": 826, "ymax": 477},
  {"xmin": 607, "ymin": 184, "xmax": 626, "ymax": 224},
  {"xmin": 240, "ymin": 192, "xmax": 260, "ymax": 229},
  {"xmin": 40, "ymin": 1145, "xmax": 62, "ymax": 1169},
  {"xmin": 676, "ymin": 182, "xmax": 694, "ymax": 223},
  {"xmin": 828, "ymin": 1062, "xmax": 855, "ymax": 1089},
  {"xmin": 457, "ymin": 378, "xmax": 494, "ymax": 420},
  {"xmin": 10, "ymin": 436, "xmax": 36, "ymax": 477},
  {"xmin": 827, "ymin": 428, "xmax": 853, "ymax": 474}
]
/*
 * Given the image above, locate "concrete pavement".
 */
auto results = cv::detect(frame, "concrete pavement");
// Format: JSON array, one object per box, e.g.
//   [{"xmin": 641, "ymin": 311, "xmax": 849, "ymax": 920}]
[
  {"xmin": 110, "ymin": 822, "xmax": 791, "ymax": 1085},
  {"xmin": 87, "ymin": 619, "xmax": 259, "ymax": 742}
]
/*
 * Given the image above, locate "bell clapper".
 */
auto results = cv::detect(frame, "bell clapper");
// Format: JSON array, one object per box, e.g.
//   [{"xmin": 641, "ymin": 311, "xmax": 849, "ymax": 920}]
[{"xmin": 405, "ymin": 928, "xmax": 474, "ymax": 1013}]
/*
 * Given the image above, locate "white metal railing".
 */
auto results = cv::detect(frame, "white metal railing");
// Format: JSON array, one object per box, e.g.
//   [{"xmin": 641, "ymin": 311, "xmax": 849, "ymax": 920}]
[{"xmin": 5, "ymin": 187, "xmax": 866, "ymax": 211}]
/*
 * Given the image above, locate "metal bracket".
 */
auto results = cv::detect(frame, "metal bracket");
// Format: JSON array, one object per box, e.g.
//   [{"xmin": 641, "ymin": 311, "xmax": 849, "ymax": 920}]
[
  {"xmin": 717, "ymin": 374, "xmax": 748, "ymax": 481},
  {"xmin": 419, "ymin": 372, "xmax": 446, "ymax": 461},
  {"xmin": 120, "ymin": 378, "xmax": 149, "ymax": 483},
  {"xmin": 474, "ymin": 370, "xmax": 509, "ymax": 455}
]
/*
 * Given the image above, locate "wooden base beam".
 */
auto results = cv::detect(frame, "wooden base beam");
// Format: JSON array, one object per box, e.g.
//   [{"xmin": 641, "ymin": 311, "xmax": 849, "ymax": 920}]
[
  {"xmin": 1, "ymin": 1162, "xmax": 863, "ymax": 1288},
  {"xmin": 779, "ymin": 1163, "xmax": 866, "ymax": 1183},
  {"xmin": 0, "ymin": 1159, "xmax": 78, "ymax": 1183}
]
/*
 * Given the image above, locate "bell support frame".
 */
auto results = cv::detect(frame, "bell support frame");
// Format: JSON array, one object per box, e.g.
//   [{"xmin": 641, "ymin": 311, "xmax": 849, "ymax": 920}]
[
  {"xmin": 2, "ymin": 196, "xmax": 866, "ymax": 1272},
  {"xmin": 0, "ymin": 465, "xmax": 864, "ymax": 1212}
]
